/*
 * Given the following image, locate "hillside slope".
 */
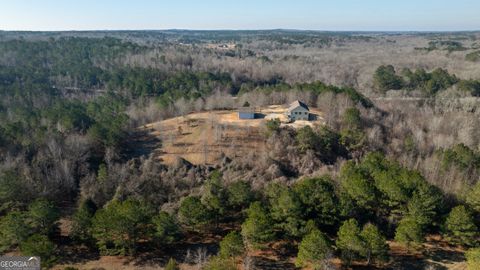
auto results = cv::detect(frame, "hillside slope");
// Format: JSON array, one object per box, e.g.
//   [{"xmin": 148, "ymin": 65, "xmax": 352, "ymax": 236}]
[{"xmin": 134, "ymin": 105, "xmax": 324, "ymax": 165}]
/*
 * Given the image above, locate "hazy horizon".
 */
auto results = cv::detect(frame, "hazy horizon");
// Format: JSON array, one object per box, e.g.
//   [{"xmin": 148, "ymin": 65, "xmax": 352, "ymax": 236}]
[
  {"xmin": 1, "ymin": 0, "xmax": 479, "ymax": 32},
  {"xmin": 1, "ymin": 29, "xmax": 479, "ymax": 33}
]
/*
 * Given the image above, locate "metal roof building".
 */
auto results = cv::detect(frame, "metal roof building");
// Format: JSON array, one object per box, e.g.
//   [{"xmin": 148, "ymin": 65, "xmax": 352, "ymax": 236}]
[{"xmin": 238, "ymin": 107, "xmax": 256, "ymax": 119}]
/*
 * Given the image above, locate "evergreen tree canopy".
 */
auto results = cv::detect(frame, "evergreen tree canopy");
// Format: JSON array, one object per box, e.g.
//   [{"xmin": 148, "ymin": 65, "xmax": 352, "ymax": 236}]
[
  {"xmin": 296, "ymin": 228, "xmax": 331, "ymax": 269},
  {"xmin": 219, "ymin": 231, "xmax": 245, "ymax": 258},
  {"xmin": 336, "ymin": 219, "xmax": 364, "ymax": 265},
  {"xmin": 445, "ymin": 205, "xmax": 478, "ymax": 247},
  {"xmin": 241, "ymin": 202, "xmax": 275, "ymax": 247},
  {"xmin": 92, "ymin": 199, "xmax": 153, "ymax": 255},
  {"xmin": 178, "ymin": 196, "xmax": 212, "ymax": 230}
]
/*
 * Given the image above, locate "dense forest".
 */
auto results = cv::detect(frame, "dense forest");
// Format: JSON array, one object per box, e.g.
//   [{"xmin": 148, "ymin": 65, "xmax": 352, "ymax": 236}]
[{"xmin": 0, "ymin": 30, "xmax": 480, "ymax": 269}]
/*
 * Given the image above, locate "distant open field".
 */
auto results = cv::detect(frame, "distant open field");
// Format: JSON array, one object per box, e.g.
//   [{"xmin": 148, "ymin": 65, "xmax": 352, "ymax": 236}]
[{"xmin": 133, "ymin": 105, "xmax": 325, "ymax": 165}]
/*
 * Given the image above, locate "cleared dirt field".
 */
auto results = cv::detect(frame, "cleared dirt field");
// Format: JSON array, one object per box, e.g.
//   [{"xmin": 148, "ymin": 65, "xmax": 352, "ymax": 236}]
[{"xmin": 134, "ymin": 105, "xmax": 324, "ymax": 165}]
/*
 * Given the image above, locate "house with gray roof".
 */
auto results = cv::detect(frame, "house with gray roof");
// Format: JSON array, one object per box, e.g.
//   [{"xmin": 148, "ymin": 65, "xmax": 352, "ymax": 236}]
[{"xmin": 286, "ymin": 100, "xmax": 309, "ymax": 121}]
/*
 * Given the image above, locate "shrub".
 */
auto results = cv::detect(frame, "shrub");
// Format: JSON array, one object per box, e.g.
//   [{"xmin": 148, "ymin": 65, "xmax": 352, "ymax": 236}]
[
  {"xmin": 202, "ymin": 255, "xmax": 236, "ymax": 270},
  {"xmin": 265, "ymin": 118, "xmax": 281, "ymax": 136},
  {"xmin": 466, "ymin": 248, "xmax": 480, "ymax": 270},
  {"xmin": 165, "ymin": 258, "xmax": 179, "ymax": 270}
]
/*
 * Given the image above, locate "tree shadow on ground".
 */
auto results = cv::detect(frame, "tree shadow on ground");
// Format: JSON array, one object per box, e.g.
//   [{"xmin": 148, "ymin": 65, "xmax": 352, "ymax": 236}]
[
  {"xmin": 125, "ymin": 128, "xmax": 162, "ymax": 159},
  {"xmin": 131, "ymin": 242, "xmax": 219, "ymax": 268},
  {"xmin": 251, "ymin": 256, "xmax": 297, "ymax": 270}
]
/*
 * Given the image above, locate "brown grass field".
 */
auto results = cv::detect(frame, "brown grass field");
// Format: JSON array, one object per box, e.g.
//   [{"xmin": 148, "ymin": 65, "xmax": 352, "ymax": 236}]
[{"xmin": 134, "ymin": 105, "xmax": 325, "ymax": 165}]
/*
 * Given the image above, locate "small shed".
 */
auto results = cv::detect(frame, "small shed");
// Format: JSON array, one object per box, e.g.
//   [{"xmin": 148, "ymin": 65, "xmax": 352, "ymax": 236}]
[{"xmin": 238, "ymin": 107, "xmax": 256, "ymax": 119}]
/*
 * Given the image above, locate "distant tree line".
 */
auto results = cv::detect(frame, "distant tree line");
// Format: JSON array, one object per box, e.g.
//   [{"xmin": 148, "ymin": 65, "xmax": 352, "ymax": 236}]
[{"xmin": 374, "ymin": 65, "xmax": 480, "ymax": 96}]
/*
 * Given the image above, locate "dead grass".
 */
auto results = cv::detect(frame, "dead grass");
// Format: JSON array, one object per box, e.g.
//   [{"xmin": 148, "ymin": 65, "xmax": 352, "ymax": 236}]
[
  {"xmin": 138, "ymin": 106, "xmax": 324, "ymax": 165},
  {"xmin": 52, "ymin": 233, "xmax": 467, "ymax": 270}
]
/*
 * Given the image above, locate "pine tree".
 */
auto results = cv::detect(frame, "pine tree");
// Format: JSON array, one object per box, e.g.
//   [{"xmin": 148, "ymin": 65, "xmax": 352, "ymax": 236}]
[
  {"xmin": 267, "ymin": 184, "xmax": 305, "ymax": 237},
  {"xmin": 336, "ymin": 219, "xmax": 364, "ymax": 265},
  {"xmin": 219, "ymin": 231, "xmax": 245, "ymax": 258},
  {"xmin": 71, "ymin": 199, "xmax": 97, "ymax": 244},
  {"xmin": 226, "ymin": 181, "xmax": 254, "ymax": 210},
  {"xmin": 201, "ymin": 171, "xmax": 227, "ymax": 225},
  {"xmin": 96, "ymin": 163, "xmax": 108, "ymax": 182},
  {"xmin": 360, "ymin": 223, "xmax": 389, "ymax": 265},
  {"xmin": 27, "ymin": 199, "xmax": 60, "ymax": 235},
  {"xmin": 406, "ymin": 183, "xmax": 442, "ymax": 227},
  {"xmin": 0, "ymin": 211, "xmax": 30, "ymax": 252},
  {"xmin": 293, "ymin": 176, "xmax": 338, "ymax": 227},
  {"xmin": 395, "ymin": 217, "xmax": 424, "ymax": 249},
  {"xmin": 92, "ymin": 199, "xmax": 153, "ymax": 255},
  {"xmin": 340, "ymin": 162, "xmax": 377, "ymax": 209},
  {"xmin": 296, "ymin": 228, "xmax": 331, "ymax": 269},
  {"xmin": 241, "ymin": 202, "xmax": 275, "ymax": 248},
  {"xmin": 466, "ymin": 181, "xmax": 480, "ymax": 213},
  {"xmin": 178, "ymin": 196, "xmax": 212, "ymax": 231},
  {"xmin": 445, "ymin": 206, "xmax": 478, "ymax": 246},
  {"xmin": 153, "ymin": 211, "xmax": 181, "ymax": 244}
]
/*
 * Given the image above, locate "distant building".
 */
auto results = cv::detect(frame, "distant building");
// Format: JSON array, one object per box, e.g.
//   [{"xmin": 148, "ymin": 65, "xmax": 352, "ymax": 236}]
[
  {"xmin": 238, "ymin": 107, "xmax": 256, "ymax": 119},
  {"xmin": 286, "ymin": 100, "xmax": 310, "ymax": 121}
]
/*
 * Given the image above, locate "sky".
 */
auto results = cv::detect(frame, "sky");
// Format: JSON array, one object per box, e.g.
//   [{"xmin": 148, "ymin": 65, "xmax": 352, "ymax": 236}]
[{"xmin": 0, "ymin": 0, "xmax": 479, "ymax": 31}]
